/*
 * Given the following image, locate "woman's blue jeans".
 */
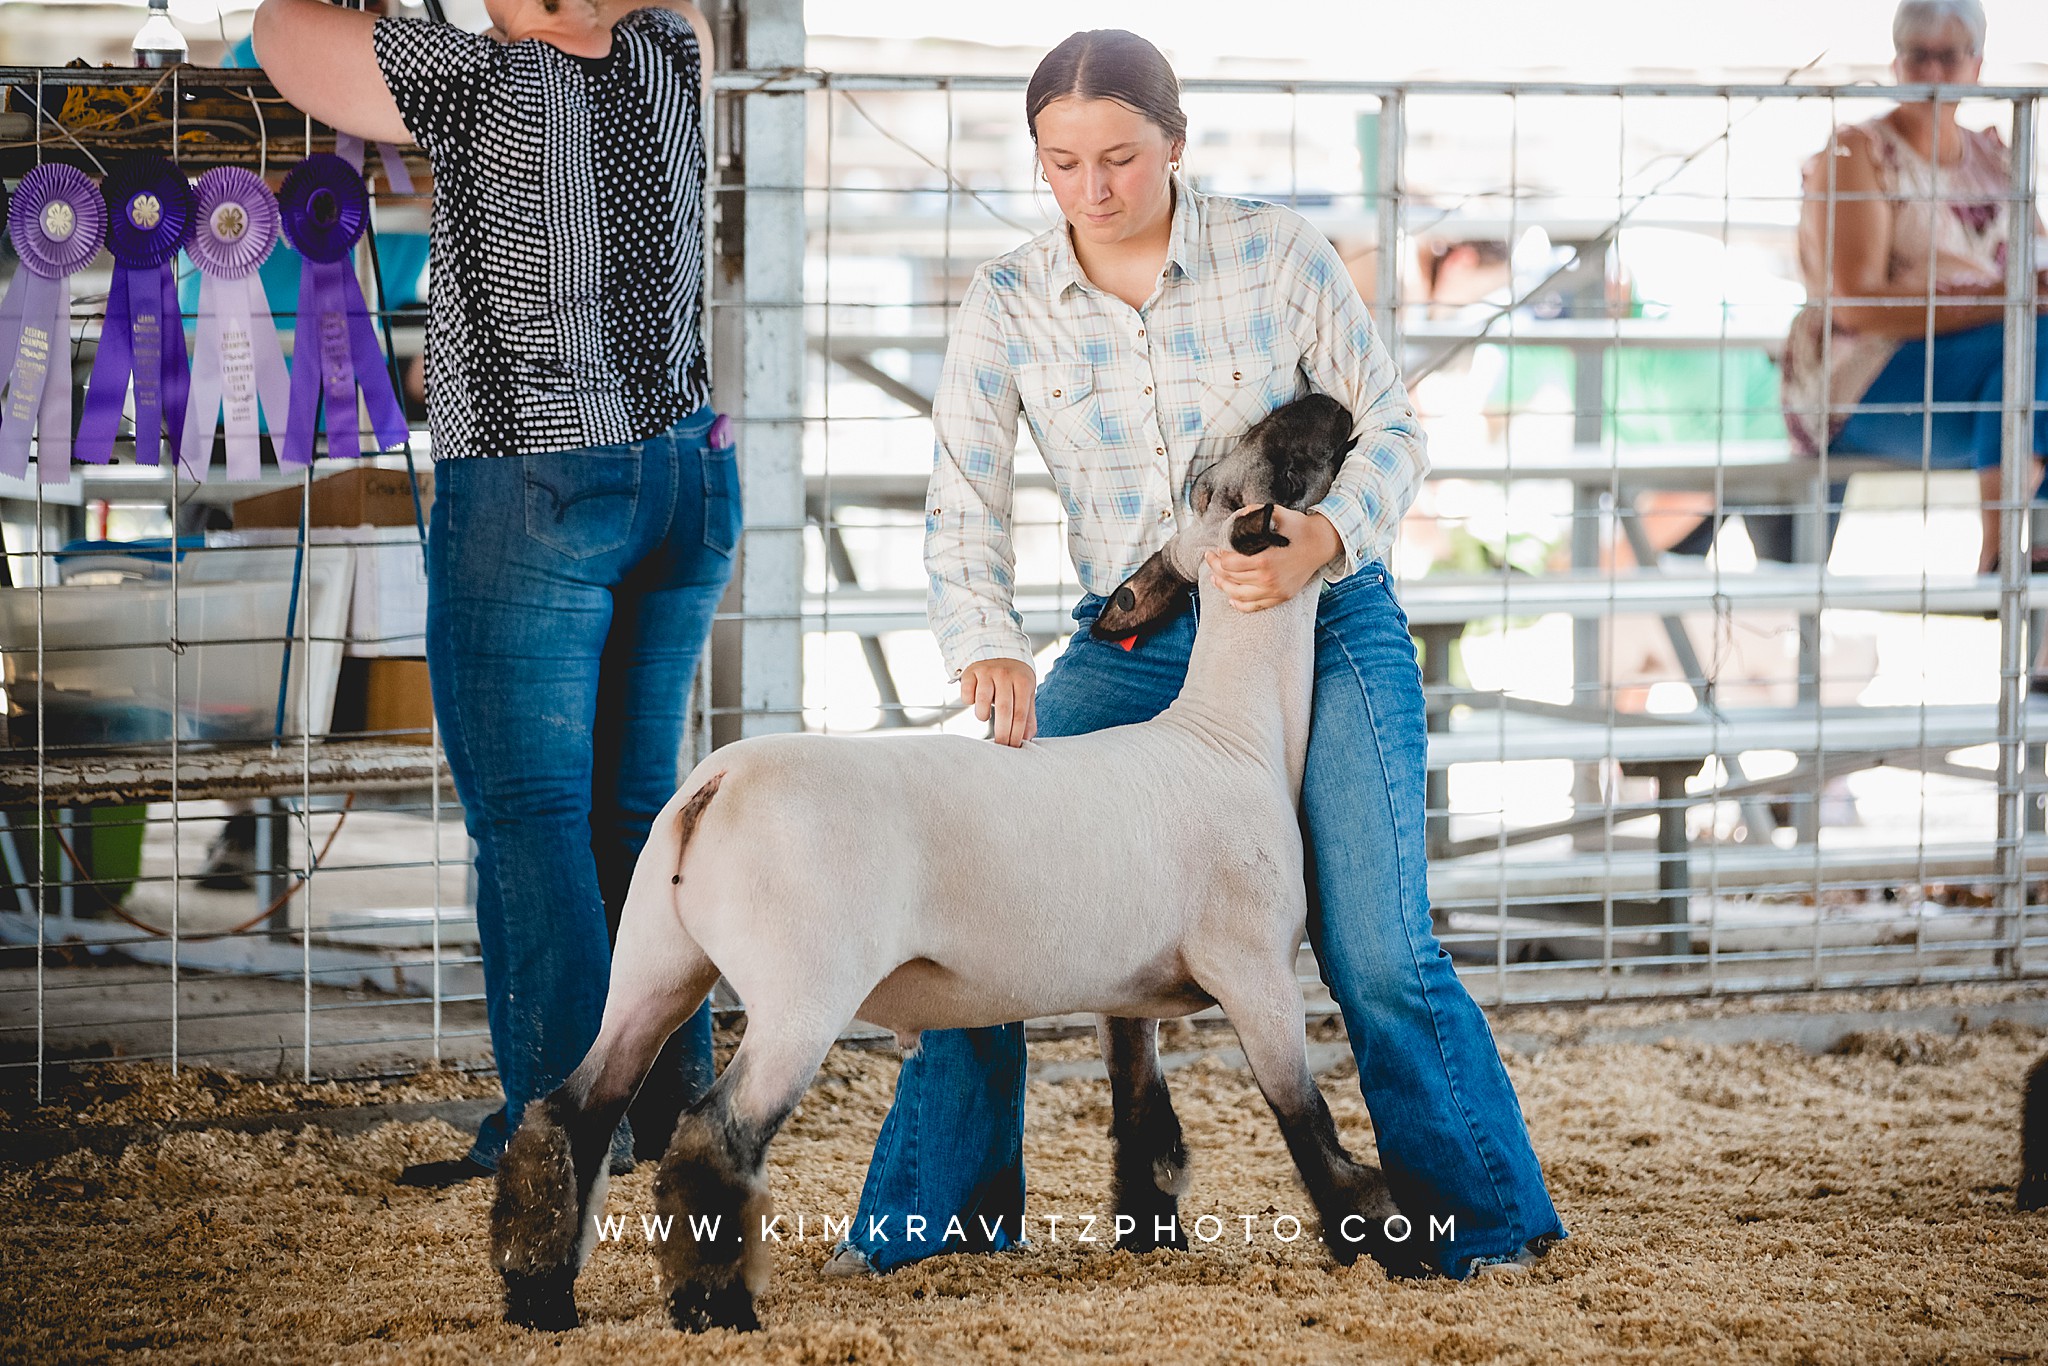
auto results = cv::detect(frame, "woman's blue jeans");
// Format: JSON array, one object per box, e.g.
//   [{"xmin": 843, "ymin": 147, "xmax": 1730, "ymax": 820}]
[
  {"xmin": 843, "ymin": 566, "xmax": 1566, "ymax": 1278},
  {"xmin": 425, "ymin": 406, "xmax": 740, "ymax": 1169},
  {"xmin": 1836, "ymin": 315, "xmax": 2048, "ymax": 467}
]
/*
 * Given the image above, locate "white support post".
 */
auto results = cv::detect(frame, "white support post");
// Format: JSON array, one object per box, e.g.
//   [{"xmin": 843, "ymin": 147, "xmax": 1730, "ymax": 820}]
[
  {"xmin": 720, "ymin": 0, "xmax": 807, "ymax": 740},
  {"xmin": 1997, "ymin": 95, "xmax": 2039, "ymax": 960},
  {"xmin": 1372, "ymin": 91, "xmax": 1404, "ymax": 359}
]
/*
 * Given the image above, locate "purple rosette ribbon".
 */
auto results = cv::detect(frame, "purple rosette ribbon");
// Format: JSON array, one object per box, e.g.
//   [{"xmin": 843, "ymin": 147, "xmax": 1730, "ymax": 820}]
[
  {"xmin": 0, "ymin": 164, "xmax": 108, "ymax": 483},
  {"xmin": 179, "ymin": 168, "xmax": 292, "ymax": 483},
  {"xmin": 278, "ymin": 154, "xmax": 408, "ymax": 465},
  {"xmin": 77, "ymin": 157, "xmax": 195, "ymax": 471}
]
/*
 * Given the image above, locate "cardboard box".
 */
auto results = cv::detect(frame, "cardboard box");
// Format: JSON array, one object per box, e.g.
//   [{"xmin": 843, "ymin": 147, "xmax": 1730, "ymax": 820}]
[
  {"xmin": 364, "ymin": 658, "xmax": 435, "ymax": 745},
  {"xmin": 232, "ymin": 466, "xmax": 433, "ymax": 531},
  {"xmin": 210, "ymin": 526, "xmax": 427, "ymax": 658},
  {"xmin": 346, "ymin": 529, "xmax": 429, "ymax": 658}
]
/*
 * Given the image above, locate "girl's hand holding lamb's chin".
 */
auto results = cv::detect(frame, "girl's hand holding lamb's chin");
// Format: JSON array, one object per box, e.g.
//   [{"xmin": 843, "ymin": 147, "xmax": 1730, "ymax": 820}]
[{"xmin": 1205, "ymin": 507, "xmax": 1342, "ymax": 613}]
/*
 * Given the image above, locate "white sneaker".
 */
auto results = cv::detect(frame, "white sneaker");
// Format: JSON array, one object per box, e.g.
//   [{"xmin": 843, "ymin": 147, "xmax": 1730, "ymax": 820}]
[
  {"xmin": 1465, "ymin": 1234, "xmax": 1560, "ymax": 1280},
  {"xmin": 820, "ymin": 1243, "xmax": 877, "ymax": 1279},
  {"xmin": 1466, "ymin": 1251, "xmax": 1537, "ymax": 1278}
]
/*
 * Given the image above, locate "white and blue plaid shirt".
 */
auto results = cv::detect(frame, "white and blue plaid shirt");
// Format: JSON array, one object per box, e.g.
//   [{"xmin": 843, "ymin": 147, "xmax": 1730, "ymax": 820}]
[{"xmin": 924, "ymin": 181, "xmax": 1427, "ymax": 677}]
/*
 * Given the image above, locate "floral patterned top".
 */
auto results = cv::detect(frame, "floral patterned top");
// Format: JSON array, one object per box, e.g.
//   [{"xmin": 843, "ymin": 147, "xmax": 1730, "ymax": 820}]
[{"xmin": 1782, "ymin": 114, "xmax": 2015, "ymax": 455}]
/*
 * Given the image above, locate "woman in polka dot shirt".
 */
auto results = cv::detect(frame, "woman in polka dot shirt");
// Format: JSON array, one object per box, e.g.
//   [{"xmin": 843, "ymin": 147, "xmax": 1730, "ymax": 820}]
[{"xmin": 256, "ymin": 0, "xmax": 732, "ymax": 1188}]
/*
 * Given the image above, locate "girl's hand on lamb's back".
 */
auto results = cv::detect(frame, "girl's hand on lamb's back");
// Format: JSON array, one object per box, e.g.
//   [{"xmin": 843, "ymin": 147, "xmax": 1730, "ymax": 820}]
[
  {"xmin": 1204, "ymin": 506, "xmax": 1343, "ymax": 613},
  {"xmin": 961, "ymin": 657, "xmax": 1039, "ymax": 747}
]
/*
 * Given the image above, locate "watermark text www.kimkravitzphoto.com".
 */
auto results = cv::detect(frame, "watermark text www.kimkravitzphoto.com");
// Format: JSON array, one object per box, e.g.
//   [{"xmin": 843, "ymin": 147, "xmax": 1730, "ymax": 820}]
[{"xmin": 591, "ymin": 1211, "xmax": 1456, "ymax": 1247}]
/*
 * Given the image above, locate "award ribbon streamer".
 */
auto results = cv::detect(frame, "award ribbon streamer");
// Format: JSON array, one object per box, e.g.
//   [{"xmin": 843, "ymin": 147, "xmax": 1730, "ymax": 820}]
[
  {"xmin": 335, "ymin": 131, "xmax": 416, "ymax": 197},
  {"xmin": 77, "ymin": 157, "xmax": 195, "ymax": 470},
  {"xmin": 0, "ymin": 164, "xmax": 108, "ymax": 483},
  {"xmin": 180, "ymin": 168, "xmax": 292, "ymax": 482},
  {"xmin": 278, "ymin": 154, "xmax": 408, "ymax": 466}
]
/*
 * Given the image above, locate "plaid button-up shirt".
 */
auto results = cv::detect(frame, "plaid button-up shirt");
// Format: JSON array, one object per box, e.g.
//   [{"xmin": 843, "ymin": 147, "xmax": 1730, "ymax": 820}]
[{"xmin": 925, "ymin": 182, "xmax": 1427, "ymax": 677}]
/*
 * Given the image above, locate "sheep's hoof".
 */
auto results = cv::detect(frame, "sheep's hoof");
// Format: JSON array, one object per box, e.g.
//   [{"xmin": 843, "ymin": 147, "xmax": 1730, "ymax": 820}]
[
  {"xmin": 501, "ymin": 1269, "xmax": 580, "ymax": 1331},
  {"xmin": 1328, "ymin": 1215, "xmax": 1431, "ymax": 1279},
  {"xmin": 2020, "ymin": 1175, "xmax": 2048, "ymax": 1212},
  {"xmin": 1118, "ymin": 1225, "xmax": 1188, "ymax": 1254},
  {"xmin": 1115, "ymin": 1201, "xmax": 1188, "ymax": 1253},
  {"xmin": 667, "ymin": 1278, "xmax": 760, "ymax": 1333}
]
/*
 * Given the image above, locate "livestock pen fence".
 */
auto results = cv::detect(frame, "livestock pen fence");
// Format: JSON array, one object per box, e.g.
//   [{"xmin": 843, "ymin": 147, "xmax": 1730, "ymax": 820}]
[{"xmin": 1, "ymin": 58, "xmax": 2045, "ymax": 1102}]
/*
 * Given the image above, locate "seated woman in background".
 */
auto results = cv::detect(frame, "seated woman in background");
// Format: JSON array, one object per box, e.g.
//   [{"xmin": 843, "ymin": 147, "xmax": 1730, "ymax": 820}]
[{"xmin": 1782, "ymin": 0, "xmax": 2046, "ymax": 575}]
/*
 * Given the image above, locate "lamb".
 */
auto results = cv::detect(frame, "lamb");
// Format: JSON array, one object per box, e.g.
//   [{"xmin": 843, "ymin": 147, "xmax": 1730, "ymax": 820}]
[{"xmin": 487, "ymin": 393, "xmax": 1422, "ymax": 1334}]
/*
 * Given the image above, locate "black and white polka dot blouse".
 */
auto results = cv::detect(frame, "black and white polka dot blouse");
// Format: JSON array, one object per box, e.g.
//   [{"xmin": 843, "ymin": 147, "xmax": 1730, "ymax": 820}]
[{"xmin": 372, "ymin": 9, "xmax": 709, "ymax": 461}]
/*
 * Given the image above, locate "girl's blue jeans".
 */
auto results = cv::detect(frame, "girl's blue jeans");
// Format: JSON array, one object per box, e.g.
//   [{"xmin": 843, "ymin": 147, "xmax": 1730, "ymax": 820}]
[
  {"xmin": 425, "ymin": 405, "xmax": 740, "ymax": 1169},
  {"xmin": 842, "ymin": 565, "xmax": 1566, "ymax": 1278}
]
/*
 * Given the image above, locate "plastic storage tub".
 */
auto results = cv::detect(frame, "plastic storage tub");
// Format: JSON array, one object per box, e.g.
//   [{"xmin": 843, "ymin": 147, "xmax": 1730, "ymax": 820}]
[{"xmin": 0, "ymin": 549, "xmax": 350, "ymax": 746}]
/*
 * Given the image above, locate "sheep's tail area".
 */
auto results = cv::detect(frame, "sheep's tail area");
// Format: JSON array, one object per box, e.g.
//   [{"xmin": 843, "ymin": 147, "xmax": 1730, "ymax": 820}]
[
  {"xmin": 571, "ymin": 773, "xmax": 729, "ymax": 1113},
  {"xmin": 618, "ymin": 770, "xmax": 725, "ymax": 914},
  {"xmin": 673, "ymin": 772, "xmax": 724, "ymax": 877}
]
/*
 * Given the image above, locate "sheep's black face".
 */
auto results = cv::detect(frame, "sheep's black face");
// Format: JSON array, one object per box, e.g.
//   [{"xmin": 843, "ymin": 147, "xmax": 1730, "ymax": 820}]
[
  {"xmin": 1191, "ymin": 393, "xmax": 1356, "ymax": 523},
  {"xmin": 1090, "ymin": 394, "xmax": 1356, "ymax": 644}
]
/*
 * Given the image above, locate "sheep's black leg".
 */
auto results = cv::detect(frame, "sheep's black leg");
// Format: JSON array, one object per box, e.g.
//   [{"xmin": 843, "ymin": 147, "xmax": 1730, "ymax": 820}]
[
  {"xmin": 654, "ymin": 1018, "xmax": 839, "ymax": 1333},
  {"xmin": 491, "ymin": 941, "xmax": 717, "ymax": 1331},
  {"xmin": 1099, "ymin": 1016, "xmax": 1189, "ymax": 1253},
  {"xmin": 2022, "ymin": 1051, "xmax": 2048, "ymax": 1211},
  {"xmin": 491, "ymin": 1088, "xmax": 630, "ymax": 1331},
  {"xmin": 654, "ymin": 1090, "xmax": 775, "ymax": 1332},
  {"xmin": 1261, "ymin": 1079, "xmax": 1429, "ymax": 1277},
  {"xmin": 1199, "ymin": 967, "xmax": 1430, "ymax": 1277}
]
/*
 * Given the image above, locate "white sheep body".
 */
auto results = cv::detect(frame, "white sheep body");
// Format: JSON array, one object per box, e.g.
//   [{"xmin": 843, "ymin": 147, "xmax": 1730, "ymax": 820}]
[{"xmin": 639, "ymin": 580, "xmax": 1315, "ymax": 1040}]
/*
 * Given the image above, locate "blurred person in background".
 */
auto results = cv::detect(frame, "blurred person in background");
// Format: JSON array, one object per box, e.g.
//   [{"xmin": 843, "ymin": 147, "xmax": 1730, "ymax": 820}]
[{"xmin": 1782, "ymin": 0, "xmax": 2048, "ymax": 575}]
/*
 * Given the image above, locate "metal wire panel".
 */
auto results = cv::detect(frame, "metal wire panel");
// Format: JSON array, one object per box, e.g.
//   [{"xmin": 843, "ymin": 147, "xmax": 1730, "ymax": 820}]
[
  {"xmin": 2, "ymin": 69, "xmax": 2045, "ymax": 1107},
  {"xmin": 717, "ymin": 72, "xmax": 2048, "ymax": 1015}
]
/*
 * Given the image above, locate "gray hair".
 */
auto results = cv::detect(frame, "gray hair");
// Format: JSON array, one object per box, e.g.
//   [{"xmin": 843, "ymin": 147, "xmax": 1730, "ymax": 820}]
[{"xmin": 1893, "ymin": 0, "xmax": 1987, "ymax": 55}]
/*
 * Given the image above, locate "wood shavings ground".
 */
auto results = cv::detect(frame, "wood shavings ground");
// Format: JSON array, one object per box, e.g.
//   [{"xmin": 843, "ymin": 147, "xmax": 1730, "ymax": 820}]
[{"xmin": 3, "ymin": 991, "xmax": 2046, "ymax": 1363}]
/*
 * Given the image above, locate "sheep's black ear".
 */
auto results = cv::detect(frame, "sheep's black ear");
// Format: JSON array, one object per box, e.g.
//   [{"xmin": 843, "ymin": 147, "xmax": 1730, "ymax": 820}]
[
  {"xmin": 1229, "ymin": 503, "xmax": 1292, "ymax": 556},
  {"xmin": 1191, "ymin": 462, "xmax": 1245, "ymax": 517},
  {"xmin": 1090, "ymin": 548, "xmax": 1195, "ymax": 645}
]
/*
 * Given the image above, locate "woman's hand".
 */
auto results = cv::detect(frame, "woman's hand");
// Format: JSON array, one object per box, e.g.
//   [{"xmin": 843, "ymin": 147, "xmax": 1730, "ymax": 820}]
[
  {"xmin": 1203, "ymin": 505, "xmax": 1343, "ymax": 612},
  {"xmin": 961, "ymin": 657, "xmax": 1038, "ymax": 747}
]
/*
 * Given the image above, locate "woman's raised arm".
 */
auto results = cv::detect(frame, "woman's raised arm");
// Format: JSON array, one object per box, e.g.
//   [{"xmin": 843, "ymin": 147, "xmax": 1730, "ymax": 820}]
[{"xmin": 251, "ymin": 0, "xmax": 411, "ymax": 145}]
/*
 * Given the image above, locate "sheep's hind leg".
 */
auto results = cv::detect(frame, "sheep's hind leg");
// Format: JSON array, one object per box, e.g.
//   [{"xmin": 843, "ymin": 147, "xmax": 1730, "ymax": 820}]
[
  {"xmin": 491, "ymin": 917, "xmax": 721, "ymax": 1330},
  {"xmin": 1098, "ymin": 1016, "xmax": 1189, "ymax": 1252},
  {"xmin": 2022, "ymin": 1051, "xmax": 2048, "ymax": 1211},
  {"xmin": 1197, "ymin": 963, "xmax": 1427, "ymax": 1277},
  {"xmin": 655, "ymin": 1012, "xmax": 843, "ymax": 1332}
]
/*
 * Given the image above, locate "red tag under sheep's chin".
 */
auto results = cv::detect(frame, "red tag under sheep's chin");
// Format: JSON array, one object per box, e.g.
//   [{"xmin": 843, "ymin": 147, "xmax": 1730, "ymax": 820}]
[{"xmin": 1118, "ymin": 635, "xmax": 1138, "ymax": 652}]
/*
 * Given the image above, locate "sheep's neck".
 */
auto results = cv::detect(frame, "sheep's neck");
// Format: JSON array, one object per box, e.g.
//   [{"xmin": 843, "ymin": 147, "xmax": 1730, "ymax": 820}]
[{"xmin": 1163, "ymin": 577, "xmax": 1321, "ymax": 792}]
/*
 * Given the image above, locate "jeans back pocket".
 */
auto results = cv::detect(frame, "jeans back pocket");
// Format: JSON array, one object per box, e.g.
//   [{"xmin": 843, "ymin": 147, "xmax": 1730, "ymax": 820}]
[
  {"xmin": 702, "ymin": 445, "xmax": 741, "ymax": 555},
  {"xmin": 523, "ymin": 446, "xmax": 643, "ymax": 559}
]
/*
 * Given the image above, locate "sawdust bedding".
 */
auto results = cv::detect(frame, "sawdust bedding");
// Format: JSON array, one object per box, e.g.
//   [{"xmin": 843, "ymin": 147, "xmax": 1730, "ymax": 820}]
[
  {"xmin": 0, "ymin": 1060, "xmax": 502, "ymax": 1133},
  {"xmin": 4, "ymin": 999, "xmax": 2047, "ymax": 1364}
]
